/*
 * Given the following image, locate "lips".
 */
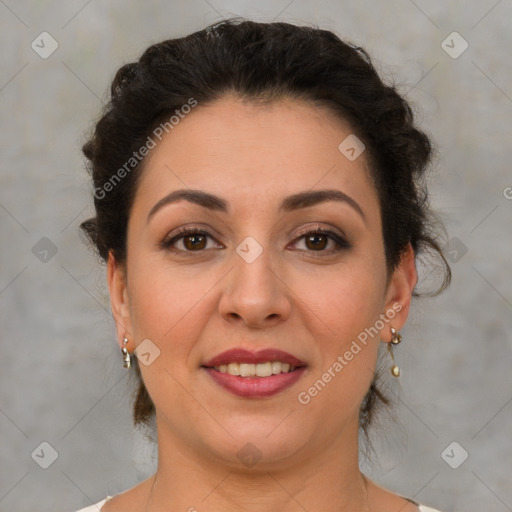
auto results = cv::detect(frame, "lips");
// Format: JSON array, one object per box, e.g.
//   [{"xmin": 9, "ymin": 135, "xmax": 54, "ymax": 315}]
[
  {"xmin": 202, "ymin": 348, "xmax": 307, "ymax": 398},
  {"xmin": 202, "ymin": 348, "xmax": 306, "ymax": 368}
]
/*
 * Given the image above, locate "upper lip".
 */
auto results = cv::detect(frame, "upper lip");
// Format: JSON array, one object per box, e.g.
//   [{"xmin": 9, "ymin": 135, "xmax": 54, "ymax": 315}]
[{"xmin": 203, "ymin": 348, "xmax": 306, "ymax": 368}]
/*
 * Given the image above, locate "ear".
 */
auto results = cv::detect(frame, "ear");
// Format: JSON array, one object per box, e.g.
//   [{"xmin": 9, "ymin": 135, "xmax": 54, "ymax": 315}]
[
  {"xmin": 107, "ymin": 249, "xmax": 133, "ymax": 351},
  {"xmin": 380, "ymin": 243, "xmax": 418, "ymax": 342}
]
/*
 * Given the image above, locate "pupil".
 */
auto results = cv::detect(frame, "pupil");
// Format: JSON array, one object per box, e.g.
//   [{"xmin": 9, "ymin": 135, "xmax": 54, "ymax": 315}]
[
  {"xmin": 186, "ymin": 234, "xmax": 205, "ymax": 250},
  {"xmin": 307, "ymin": 234, "xmax": 326, "ymax": 250}
]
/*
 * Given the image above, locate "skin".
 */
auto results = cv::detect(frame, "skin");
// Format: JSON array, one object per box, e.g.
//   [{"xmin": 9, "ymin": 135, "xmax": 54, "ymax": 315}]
[{"xmin": 105, "ymin": 95, "xmax": 418, "ymax": 512}]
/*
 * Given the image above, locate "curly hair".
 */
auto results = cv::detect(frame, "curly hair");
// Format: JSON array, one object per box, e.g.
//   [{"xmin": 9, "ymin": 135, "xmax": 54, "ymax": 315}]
[{"xmin": 80, "ymin": 18, "xmax": 451, "ymax": 440}]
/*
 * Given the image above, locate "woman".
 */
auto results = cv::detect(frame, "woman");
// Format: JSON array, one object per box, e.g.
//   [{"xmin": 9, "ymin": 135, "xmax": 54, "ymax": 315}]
[{"xmin": 75, "ymin": 18, "xmax": 451, "ymax": 512}]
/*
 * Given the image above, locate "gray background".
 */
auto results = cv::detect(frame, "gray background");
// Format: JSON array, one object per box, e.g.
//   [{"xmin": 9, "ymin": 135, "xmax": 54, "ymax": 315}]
[{"xmin": 1, "ymin": 1, "xmax": 511, "ymax": 511}]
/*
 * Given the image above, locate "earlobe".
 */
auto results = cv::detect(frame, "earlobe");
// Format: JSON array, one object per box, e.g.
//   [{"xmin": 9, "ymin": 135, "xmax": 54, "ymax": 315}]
[
  {"xmin": 107, "ymin": 250, "xmax": 132, "ymax": 349},
  {"xmin": 382, "ymin": 243, "xmax": 418, "ymax": 341}
]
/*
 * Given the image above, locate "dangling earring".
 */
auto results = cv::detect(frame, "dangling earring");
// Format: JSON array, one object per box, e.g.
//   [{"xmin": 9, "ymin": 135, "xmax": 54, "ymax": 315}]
[
  {"xmin": 388, "ymin": 327, "xmax": 402, "ymax": 377},
  {"xmin": 121, "ymin": 336, "xmax": 131, "ymax": 369}
]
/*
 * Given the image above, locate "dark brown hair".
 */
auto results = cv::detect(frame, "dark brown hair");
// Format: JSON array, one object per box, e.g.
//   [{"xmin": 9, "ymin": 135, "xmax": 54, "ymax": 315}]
[{"xmin": 80, "ymin": 18, "xmax": 451, "ymax": 440}]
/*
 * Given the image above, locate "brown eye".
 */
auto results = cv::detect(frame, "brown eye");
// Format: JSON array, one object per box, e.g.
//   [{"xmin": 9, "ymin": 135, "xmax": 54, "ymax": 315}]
[
  {"xmin": 182, "ymin": 233, "xmax": 207, "ymax": 250},
  {"xmin": 292, "ymin": 228, "xmax": 350, "ymax": 254},
  {"xmin": 161, "ymin": 227, "xmax": 221, "ymax": 254},
  {"xmin": 304, "ymin": 233, "xmax": 329, "ymax": 251}
]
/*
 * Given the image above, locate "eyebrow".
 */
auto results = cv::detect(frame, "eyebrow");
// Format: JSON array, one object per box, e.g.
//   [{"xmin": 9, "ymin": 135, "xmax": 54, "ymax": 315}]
[{"xmin": 146, "ymin": 188, "xmax": 366, "ymax": 224}]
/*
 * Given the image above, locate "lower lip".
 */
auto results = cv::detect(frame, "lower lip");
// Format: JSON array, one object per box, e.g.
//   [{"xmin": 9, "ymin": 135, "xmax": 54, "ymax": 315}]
[{"xmin": 203, "ymin": 367, "xmax": 307, "ymax": 398}]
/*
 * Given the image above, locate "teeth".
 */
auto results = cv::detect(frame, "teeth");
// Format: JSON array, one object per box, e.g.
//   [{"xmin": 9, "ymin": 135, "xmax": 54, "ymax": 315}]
[
  {"xmin": 227, "ymin": 363, "xmax": 240, "ymax": 376},
  {"xmin": 213, "ymin": 361, "xmax": 297, "ymax": 377},
  {"xmin": 256, "ymin": 362, "xmax": 272, "ymax": 377},
  {"xmin": 240, "ymin": 363, "xmax": 255, "ymax": 377}
]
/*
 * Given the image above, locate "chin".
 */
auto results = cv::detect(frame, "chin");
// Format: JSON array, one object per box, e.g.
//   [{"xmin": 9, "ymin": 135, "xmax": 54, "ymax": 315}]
[{"xmin": 194, "ymin": 421, "xmax": 310, "ymax": 472}]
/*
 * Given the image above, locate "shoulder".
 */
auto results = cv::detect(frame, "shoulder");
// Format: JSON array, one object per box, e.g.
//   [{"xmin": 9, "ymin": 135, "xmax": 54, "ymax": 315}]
[{"xmin": 73, "ymin": 497, "xmax": 110, "ymax": 511}]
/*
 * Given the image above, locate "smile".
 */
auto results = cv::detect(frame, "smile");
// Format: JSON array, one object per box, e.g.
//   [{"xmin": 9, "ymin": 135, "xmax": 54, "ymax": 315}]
[
  {"xmin": 202, "ymin": 364, "xmax": 307, "ymax": 398},
  {"xmin": 212, "ymin": 361, "xmax": 295, "ymax": 377},
  {"xmin": 202, "ymin": 347, "xmax": 307, "ymax": 398}
]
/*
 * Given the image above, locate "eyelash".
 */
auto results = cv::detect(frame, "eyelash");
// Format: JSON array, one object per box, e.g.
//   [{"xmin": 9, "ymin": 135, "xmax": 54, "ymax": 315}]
[{"xmin": 160, "ymin": 226, "xmax": 350, "ymax": 256}]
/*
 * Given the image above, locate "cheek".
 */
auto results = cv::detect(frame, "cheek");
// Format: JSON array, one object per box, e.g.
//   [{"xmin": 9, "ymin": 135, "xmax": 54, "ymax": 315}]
[
  {"xmin": 127, "ymin": 261, "xmax": 212, "ymax": 412},
  {"xmin": 293, "ymin": 254, "xmax": 387, "ymax": 339},
  {"xmin": 127, "ymin": 254, "xmax": 220, "ymax": 374},
  {"xmin": 128, "ymin": 255, "xmax": 204, "ymax": 330},
  {"xmin": 291, "ymin": 257, "xmax": 386, "ymax": 405}
]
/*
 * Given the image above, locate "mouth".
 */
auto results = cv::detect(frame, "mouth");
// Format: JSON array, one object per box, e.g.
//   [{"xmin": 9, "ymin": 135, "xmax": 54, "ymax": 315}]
[
  {"xmin": 206, "ymin": 361, "xmax": 300, "ymax": 377},
  {"xmin": 202, "ymin": 348, "xmax": 307, "ymax": 398}
]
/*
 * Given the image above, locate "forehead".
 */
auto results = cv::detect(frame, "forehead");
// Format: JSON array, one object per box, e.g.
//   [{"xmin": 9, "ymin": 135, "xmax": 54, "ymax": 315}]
[{"xmin": 133, "ymin": 95, "xmax": 379, "ymax": 218}]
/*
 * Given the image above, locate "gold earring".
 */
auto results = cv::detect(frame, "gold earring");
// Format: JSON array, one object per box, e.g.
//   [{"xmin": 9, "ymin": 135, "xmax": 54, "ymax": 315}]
[
  {"xmin": 390, "ymin": 327, "xmax": 402, "ymax": 345},
  {"xmin": 388, "ymin": 327, "xmax": 402, "ymax": 377},
  {"xmin": 121, "ymin": 336, "xmax": 131, "ymax": 369}
]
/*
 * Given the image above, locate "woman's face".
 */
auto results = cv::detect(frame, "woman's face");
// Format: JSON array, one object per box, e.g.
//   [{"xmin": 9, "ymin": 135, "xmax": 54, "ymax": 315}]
[{"xmin": 109, "ymin": 95, "xmax": 415, "ymax": 469}]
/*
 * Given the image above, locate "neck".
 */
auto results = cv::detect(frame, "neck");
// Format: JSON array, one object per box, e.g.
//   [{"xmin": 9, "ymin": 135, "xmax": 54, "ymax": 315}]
[{"xmin": 144, "ymin": 417, "xmax": 371, "ymax": 512}]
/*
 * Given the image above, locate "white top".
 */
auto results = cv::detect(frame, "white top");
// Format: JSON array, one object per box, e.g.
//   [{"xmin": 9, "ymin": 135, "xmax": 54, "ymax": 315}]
[{"xmin": 74, "ymin": 496, "xmax": 445, "ymax": 511}]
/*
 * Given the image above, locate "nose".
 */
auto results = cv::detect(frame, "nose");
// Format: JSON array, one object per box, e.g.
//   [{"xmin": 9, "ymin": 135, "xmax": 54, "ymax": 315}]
[{"xmin": 218, "ymin": 243, "xmax": 294, "ymax": 329}]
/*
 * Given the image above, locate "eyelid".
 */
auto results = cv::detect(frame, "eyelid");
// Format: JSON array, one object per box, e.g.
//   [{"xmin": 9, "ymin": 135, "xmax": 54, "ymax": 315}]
[{"xmin": 293, "ymin": 223, "xmax": 348, "ymax": 240}]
